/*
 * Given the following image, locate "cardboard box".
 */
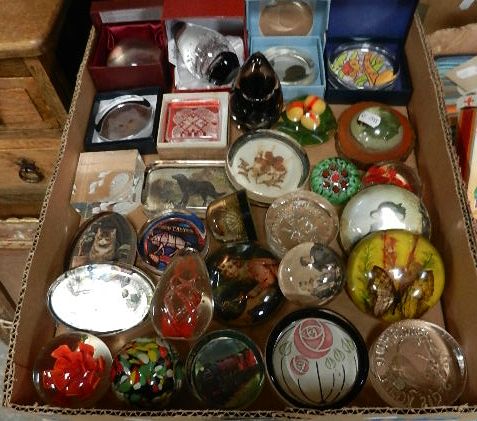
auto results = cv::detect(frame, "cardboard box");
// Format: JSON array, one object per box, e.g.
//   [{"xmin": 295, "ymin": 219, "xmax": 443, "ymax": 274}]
[{"xmin": 4, "ymin": 9, "xmax": 477, "ymax": 420}]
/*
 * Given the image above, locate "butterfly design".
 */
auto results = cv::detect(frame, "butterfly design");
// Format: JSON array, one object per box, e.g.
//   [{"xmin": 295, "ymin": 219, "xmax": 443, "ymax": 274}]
[{"xmin": 367, "ymin": 265, "xmax": 434, "ymax": 318}]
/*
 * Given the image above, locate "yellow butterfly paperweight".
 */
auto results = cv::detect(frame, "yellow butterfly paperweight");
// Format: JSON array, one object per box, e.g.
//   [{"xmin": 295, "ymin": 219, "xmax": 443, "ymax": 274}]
[{"xmin": 346, "ymin": 229, "xmax": 445, "ymax": 322}]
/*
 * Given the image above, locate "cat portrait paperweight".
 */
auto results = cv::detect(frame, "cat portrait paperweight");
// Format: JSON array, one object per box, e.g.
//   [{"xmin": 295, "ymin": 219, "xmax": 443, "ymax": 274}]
[
  {"xmin": 186, "ymin": 330, "xmax": 265, "ymax": 409},
  {"xmin": 32, "ymin": 332, "xmax": 112, "ymax": 408},
  {"xmin": 266, "ymin": 308, "xmax": 368, "ymax": 409},
  {"xmin": 346, "ymin": 229, "xmax": 445, "ymax": 322},
  {"xmin": 111, "ymin": 337, "xmax": 183, "ymax": 407}
]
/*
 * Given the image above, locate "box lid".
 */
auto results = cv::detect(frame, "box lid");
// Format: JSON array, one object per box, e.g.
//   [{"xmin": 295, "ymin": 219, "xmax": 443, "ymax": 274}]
[
  {"xmin": 90, "ymin": 0, "xmax": 162, "ymax": 29},
  {"xmin": 328, "ymin": 0, "xmax": 418, "ymax": 41},
  {"xmin": 162, "ymin": 0, "xmax": 244, "ymax": 20},
  {"xmin": 246, "ymin": 0, "xmax": 330, "ymax": 38}
]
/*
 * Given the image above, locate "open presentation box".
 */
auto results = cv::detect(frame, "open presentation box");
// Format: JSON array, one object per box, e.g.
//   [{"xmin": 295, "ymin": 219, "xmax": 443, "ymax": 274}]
[{"xmin": 3, "ymin": 9, "xmax": 477, "ymax": 421}]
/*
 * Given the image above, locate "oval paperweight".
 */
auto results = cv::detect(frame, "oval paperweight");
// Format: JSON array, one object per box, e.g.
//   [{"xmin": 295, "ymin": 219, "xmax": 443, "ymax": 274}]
[
  {"xmin": 137, "ymin": 210, "xmax": 208, "ymax": 274},
  {"xmin": 339, "ymin": 184, "xmax": 431, "ymax": 253},
  {"xmin": 67, "ymin": 212, "xmax": 137, "ymax": 269},
  {"xmin": 226, "ymin": 129, "xmax": 310, "ymax": 205},
  {"xmin": 369, "ymin": 320, "xmax": 467, "ymax": 407},
  {"xmin": 266, "ymin": 308, "xmax": 368, "ymax": 409},
  {"xmin": 32, "ymin": 332, "xmax": 112, "ymax": 408},
  {"xmin": 278, "ymin": 242, "xmax": 345, "ymax": 306},
  {"xmin": 47, "ymin": 263, "xmax": 154, "ymax": 335},
  {"xmin": 328, "ymin": 43, "xmax": 399, "ymax": 90},
  {"xmin": 111, "ymin": 337, "xmax": 182, "ymax": 407},
  {"xmin": 207, "ymin": 242, "xmax": 283, "ymax": 326},
  {"xmin": 186, "ymin": 330, "xmax": 265, "ymax": 409},
  {"xmin": 265, "ymin": 190, "xmax": 339, "ymax": 258},
  {"xmin": 264, "ymin": 46, "xmax": 316, "ymax": 85},
  {"xmin": 347, "ymin": 229, "xmax": 445, "ymax": 322}
]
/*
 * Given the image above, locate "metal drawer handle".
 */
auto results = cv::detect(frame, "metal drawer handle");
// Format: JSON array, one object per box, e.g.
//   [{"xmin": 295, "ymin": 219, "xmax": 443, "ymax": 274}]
[{"xmin": 16, "ymin": 158, "xmax": 44, "ymax": 183}]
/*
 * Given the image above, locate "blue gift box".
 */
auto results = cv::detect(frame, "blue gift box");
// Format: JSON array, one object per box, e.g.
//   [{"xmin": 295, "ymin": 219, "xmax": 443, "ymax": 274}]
[
  {"xmin": 325, "ymin": 0, "xmax": 419, "ymax": 105},
  {"xmin": 246, "ymin": 0, "xmax": 330, "ymax": 101}
]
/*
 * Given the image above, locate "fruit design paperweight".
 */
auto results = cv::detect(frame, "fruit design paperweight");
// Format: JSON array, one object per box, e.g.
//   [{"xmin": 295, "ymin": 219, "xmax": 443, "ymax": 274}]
[
  {"xmin": 206, "ymin": 190, "xmax": 257, "ymax": 243},
  {"xmin": 32, "ymin": 332, "xmax": 112, "ymax": 408},
  {"xmin": 277, "ymin": 95, "xmax": 337, "ymax": 145},
  {"xmin": 111, "ymin": 337, "xmax": 182, "ymax": 407},
  {"xmin": 266, "ymin": 308, "xmax": 368, "ymax": 409},
  {"xmin": 278, "ymin": 243, "xmax": 345, "ymax": 306},
  {"xmin": 137, "ymin": 210, "xmax": 208, "ymax": 274},
  {"xmin": 67, "ymin": 212, "xmax": 137, "ymax": 269},
  {"xmin": 328, "ymin": 43, "xmax": 399, "ymax": 90},
  {"xmin": 265, "ymin": 190, "xmax": 339, "ymax": 258},
  {"xmin": 369, "ymin": 320, "xmax": 467, "ymax": 407},
  {"xmin": 226, "ymin": 130, "xmax": 310, "ymax": 205},
  {"xmin": 150, "ymin": 251, "xmax": 213, "ymax": 340},
  {"xmin": 362, "ymin": 161, "xmax": 421, "ymax": 195},
  {"xmin": 336, "ymin": 102, "xmax": 415, "ymax": 166},
  {"xmin": 339, "ymin": 184, "xmax": 431, "ymax": 253},
  {"xmin": 47, "ymin": 264, "xmax": 154, "ymax": 335},
  {"xmin": 347, "ymin": 229, "xmax": 445, "ymax": 322},
  {"xmin": 186, "ymin": 330, "xmax": 265, "ymax": 409},
  {"xmin": 207, "ymin": 242, "xmax": 283, "ymax": 326},
  {"xmin": 310, "ymin": 157, "xmax": 362, "ymax": 205}
]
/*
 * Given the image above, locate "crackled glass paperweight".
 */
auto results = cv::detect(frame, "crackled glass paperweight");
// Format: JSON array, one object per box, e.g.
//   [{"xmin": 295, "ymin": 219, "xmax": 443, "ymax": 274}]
[
  {"xmin": 328, "ymin": 43, "xmax": 399, "ymax": 90},
  {"xmin": 32, "ymin": 332, "xmax": 112, "ymax": 408},
  {"xmin": 347, "ymin": 229, "xmax": 445, "ymax": 322},
  {"xmin": 369, "ymin": 320, "xmax": 467, "ymax": 407},
  {"xmin": 259, "ymin": 0, "xmax": 314, "ymax": 36},
  {"xmin": 337, "ymin": 102, "xmax": 415, "ymax": 166},
  {"xmin": 111, "ymin": 337, "xmax": 182, "ymax": 407},
  {"xmin": 186, "ymin": 330, "xmax": 265, "ymax": 409},
  {"xmin": 277, "ymin": 95, "xmax": 337, "ymax": 145},
  {"xmin": 362, "ymin": 161, "xmax": 421, "ymax": 195},
  {"xmin": 339, "ymin": 184, "xmax": 431, "ymax": 253},
  {"xmin": 47, "ymin": 263, "xmax": 154, "ymax": 335},
  {"xmin": 265, "ymin": 190, "xmax": 338, "ymax": 258},
  {"xmin": 207, "ymin": 242, "xmax": 283, "ymax": 326},
  {"xmin": 266, "ymin": 308, "xmax": 368, "ymax": 409},
  {"xmin": 310, "ymin": 157, "xmax": 362, "ymax": 205},
  {"xmin": 107, "ymin": 38, "xmax": 163, "ymax": 67},
  {"xmin": 150, "ymin": 250, "xmax": 213, "ymax": 340},
  {"xmin": 278, "ymin": 242, "xmax": 345, "ymax": 306},
  {"xmin": 226, "ymin": 130, "xmax": 310, "ymax": 205}
]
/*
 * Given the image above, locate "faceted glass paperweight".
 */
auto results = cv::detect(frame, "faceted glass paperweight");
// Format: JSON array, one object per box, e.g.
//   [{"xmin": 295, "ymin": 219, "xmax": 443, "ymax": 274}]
[
  {"xmin": 362, "ymin": 161, "xmax": 421, "ymax": 195},
  {"xmin": 369, "ymin": 320, "xmax": 467, "ymax": 407},
  {"xmin": 32, "ymin": 332, "xmax": 112, "ymax": 408},
  {"xmin": 347, "ymin": 229, "xmax": 445, "ymax": 322},
  {"xmin": 207, "ymin": 242, "xmax": 283, "ymax": 326},
  {"xmin": 186, "ymin": 330, "xmax": 265, "ymax": 409},
  {"xmin": 266, "ymin": 309, "xmax": 368, "ymax": 409},
  {"xmin": 230, "ymin": 52, "xmax": 283, "ymax": 130},
  {"xmin": 150, "ymin": 250, "xmax": 213, "ymax": 340},
  {"xmin": 278, "ymin": 242, "xmax": 345, "ymax": 306},
  {"xmin": 111, "ymin": 337, "xmax": 182, "ymax": 407},
  {"xmin": 265, "ymin": 190, "xmax": 338, "ymax": 258},
  {"xmin": 173, "ymin": 21, "xmax": 239, "ymax": 85},
  {"xmin": 107, "ymin": 38, "xmax": 163, "ymax": 67},
  {"xmin": 339, "ymin": 184, "xmax": 431, "ymax": 253}
]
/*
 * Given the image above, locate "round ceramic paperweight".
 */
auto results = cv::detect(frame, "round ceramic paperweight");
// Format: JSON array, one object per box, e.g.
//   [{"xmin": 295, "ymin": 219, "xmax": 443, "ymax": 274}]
[
  {"xmin": 346, "ymin": 229, "xmax": 445, "ymax": 322},
  {"xmin": 137, "ymin": 210, "xmax": 208, "ymax": 274},
  {"xmin": 264, "ymin": 46, "xmax": 317, "ymax": 85},
  {"xmin": 328, "ymin": 43, "xmax": 399, "ymax": 90},
  {"xmin": 32, "ymin": 332, "xmax": 112, "ymax": 408},
  {"xmin": 362, "ymin": 161, "xmax": 421, "ymax": 195},
  {"xmin": 266, "ymin": 308, "xmax": 368, "ymax": 409},
  {"xmin": 277, "ymin": 95, "xmax": 337, "ymax": 145},
  {"xmin": 336, "ymin": 102, "xmax": 415, "ymax": 167},
  {"xmin": 339, "ymin": 184, "xmax": 431, "ymax": 253},
  {"xmin": 265, "ymin": 190, "xmax": 339, "ymax": 258},
  {"xmin": 310, "ymin": 157, "xmax": 362, "ymax": 205},
  {"xmin": 278, "ymin": 242, "xmax": 345, "ymax": 306},
  {"xmin": 47, "ymin": 263, "xmax": 154, "ymax": 336},
  {"xmin": 111, "ymin": 337, "xmax": 183, "ymax": 407},
  {"xmin": 226, "ymin": 129, "xmax": 310, "ymax": 205},
  {"xmin": 186, "ymin": 329, "xmax": 265, "ymax": 409},
  {"xmin": 369, "ymin": 320, "xmax": 467, "ymax": 407},
  {"xmin": 206, "ymin": 242, "xmax": 283, "ymax": 326}
]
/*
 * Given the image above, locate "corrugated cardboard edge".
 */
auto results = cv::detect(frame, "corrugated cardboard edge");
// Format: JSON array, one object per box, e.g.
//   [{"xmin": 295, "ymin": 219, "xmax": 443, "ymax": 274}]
[{"xmin": 3, "ymin": 16, "xmax": 477, "ymax": 419}]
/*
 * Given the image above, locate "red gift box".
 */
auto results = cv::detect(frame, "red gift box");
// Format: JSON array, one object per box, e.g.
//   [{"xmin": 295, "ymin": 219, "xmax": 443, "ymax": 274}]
[{"xmin": 89, "ymin": 0, "xmax": 170, "ymax": 92}]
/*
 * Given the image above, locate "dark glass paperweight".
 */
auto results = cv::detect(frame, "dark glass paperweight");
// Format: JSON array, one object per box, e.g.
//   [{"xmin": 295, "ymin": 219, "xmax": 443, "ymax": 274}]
[{"xmin": 230, "ymin": 52, "xmax": 283, "ymax": 130}]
